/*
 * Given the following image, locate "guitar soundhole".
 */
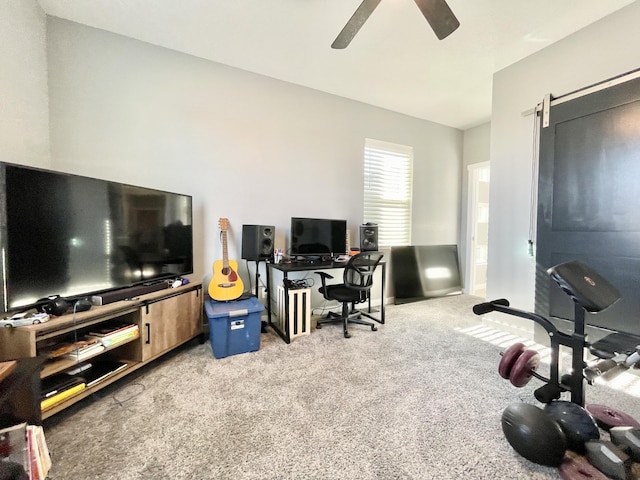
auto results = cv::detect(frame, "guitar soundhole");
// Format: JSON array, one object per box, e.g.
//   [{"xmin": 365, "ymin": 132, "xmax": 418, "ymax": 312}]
[{"xmin": 221, "ymin": 267, "xmax": 238, "ymax": 282}]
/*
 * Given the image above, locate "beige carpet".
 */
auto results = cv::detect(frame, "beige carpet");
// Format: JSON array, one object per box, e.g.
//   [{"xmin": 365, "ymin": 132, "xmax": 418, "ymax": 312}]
[{"xmin": 42, "ymin": 294, "xmax": 640, "ymax": 479}]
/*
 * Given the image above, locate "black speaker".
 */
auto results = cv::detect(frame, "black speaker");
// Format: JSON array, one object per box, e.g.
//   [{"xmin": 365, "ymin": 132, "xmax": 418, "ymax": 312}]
[
  {"xmin": 360, "ymin": 223, "xmax": 378, "ymax": 251},
  {"xmin": 242, "ymin": 225, "xmax": 275, "ymax": 261}
]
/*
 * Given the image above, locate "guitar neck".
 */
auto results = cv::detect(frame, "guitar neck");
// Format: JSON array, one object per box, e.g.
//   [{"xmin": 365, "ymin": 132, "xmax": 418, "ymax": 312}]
[{"xmin": 221, "ymin": 230, "xmax": 230, "ymax": 269}]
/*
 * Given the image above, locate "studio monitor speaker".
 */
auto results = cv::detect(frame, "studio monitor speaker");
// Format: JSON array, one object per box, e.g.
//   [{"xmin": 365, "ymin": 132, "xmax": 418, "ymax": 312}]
[
  {"xmin": 360, "ymin": 223, "xmax": 378, "ymax": 251},
  {"xmin": 242, "ymin": 225, "xmax": 275, "ymax": 261}
]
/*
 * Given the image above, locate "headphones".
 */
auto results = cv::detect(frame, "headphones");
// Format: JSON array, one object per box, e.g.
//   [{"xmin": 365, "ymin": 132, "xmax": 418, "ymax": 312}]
[{"xmin": 37, "ymin": 295, "xmax": 70, "ymax": 317}]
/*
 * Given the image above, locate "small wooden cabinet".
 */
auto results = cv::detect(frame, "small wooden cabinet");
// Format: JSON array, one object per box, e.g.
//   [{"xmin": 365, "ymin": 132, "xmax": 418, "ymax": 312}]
[
  {"xmin": 0, "ymin": 283, "xmax": 203, "ymax": 420},
  {"xmin": 140, "ymin": 288, "xmax": 202, "ymax": 361}
]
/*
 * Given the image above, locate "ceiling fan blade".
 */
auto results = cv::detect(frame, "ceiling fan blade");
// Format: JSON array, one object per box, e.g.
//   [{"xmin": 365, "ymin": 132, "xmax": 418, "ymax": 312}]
[
  {"xmin": 331, "ymin": 0, "xmax": 382, "ymax": 49},
  {"xmin": 414, "ymin": 0, "xmax": 460, "ymax": 40}
]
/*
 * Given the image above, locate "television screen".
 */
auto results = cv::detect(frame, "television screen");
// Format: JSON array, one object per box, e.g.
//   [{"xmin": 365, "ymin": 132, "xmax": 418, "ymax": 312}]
[
  {"xmin": 0, "ymin": 163, "xmax": 193, "ymax": 313},
  {"xmin": 290, "ymin": 217, "xmax": 347, "ymax": 256}
]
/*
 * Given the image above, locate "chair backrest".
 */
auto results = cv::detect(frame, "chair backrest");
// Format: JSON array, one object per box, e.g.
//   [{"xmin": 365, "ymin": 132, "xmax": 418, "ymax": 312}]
[{"xmin": 343, "ymin": 251, "xmax": 384, "ymax": 292}]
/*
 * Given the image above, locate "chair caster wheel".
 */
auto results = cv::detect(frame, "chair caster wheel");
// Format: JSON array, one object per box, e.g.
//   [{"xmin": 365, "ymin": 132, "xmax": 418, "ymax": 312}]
[
  {"xmin": 344, "ymin": 331, "xmax": 352, "ymax": 338},
  {"xmin": 371, "ymin": 325, "xmax": 377, "ymax": 331},
  {"xmin": 316, "ymin": 324, "xmax": 322, "ymax": 329}
]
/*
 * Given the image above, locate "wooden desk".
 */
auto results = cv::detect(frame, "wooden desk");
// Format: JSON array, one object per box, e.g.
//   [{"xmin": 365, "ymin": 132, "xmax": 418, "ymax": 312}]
[
  {"xmin": 266, "ymin": 261, "xmax": 386, "ymax": 344},
  {"xmin": 0, "ymin": 361, "xmax": 17, "ymax": 383}
]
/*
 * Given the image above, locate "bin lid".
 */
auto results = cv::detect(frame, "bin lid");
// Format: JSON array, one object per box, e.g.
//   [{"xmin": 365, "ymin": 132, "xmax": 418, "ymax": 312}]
[{"xmin": 205, "ymin": 296, "xmax": 264, "ymax": 318}]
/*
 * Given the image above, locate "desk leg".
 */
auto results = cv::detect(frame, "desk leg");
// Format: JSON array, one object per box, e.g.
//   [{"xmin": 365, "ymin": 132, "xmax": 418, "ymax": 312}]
[
  {"xmin": 266, "ymin": 263, "xmax": 272, "ymax": 327},
  {"xmin": 360, "ymin": 262, "xmax": 385, "ymax": 324},
  {"xmin": 266, "ymin": 266, "xmax": 291, "ymax": 344},
  {"xmin": 380, "ymin": 262, "xmax": 386, "ymax": 323},
  {"xmin": 259, "ymin": 260, "xmax": 268, "ymax": 333},
  {"xmin": 283, "ymin": 272, "xmax": 291, "ymax": 344}
]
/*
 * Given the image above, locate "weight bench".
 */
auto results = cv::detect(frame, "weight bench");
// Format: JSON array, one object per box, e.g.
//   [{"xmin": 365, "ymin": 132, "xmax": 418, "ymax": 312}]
[{"xmin": 473, "ymin": 260, "xmax": 636, "ymax": 406}]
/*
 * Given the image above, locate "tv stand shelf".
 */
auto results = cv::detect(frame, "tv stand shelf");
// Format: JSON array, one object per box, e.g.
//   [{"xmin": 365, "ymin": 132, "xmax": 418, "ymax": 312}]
[
  {"xmin": 0, "ymin": 282, "xmax": 203, "ymax": 420},
  {"xmin": 40, "ymin": 332, "xmax": 140, "ymax": 378}
]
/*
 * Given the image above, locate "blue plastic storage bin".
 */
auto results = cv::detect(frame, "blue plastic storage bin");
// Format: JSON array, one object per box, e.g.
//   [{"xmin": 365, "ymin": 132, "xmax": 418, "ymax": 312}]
[{"xmin": 204, "ymin": 297, "xmax": 264, "ymax": 359}]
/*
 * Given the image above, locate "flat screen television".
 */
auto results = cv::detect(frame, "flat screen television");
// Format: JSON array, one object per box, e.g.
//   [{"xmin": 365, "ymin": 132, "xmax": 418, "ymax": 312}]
[
  {"xmin": 290, "ymin": 217, "xmax": 347, "ymax": 257},
  {"xmin": 0, "ymin": 162, "xmax": 193, "ymax": 314}
]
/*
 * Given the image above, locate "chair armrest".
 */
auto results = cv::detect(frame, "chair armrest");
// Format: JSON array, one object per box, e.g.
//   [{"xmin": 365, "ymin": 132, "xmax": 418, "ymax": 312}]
[
  {"xmin": 315, "ymin": 271, "xmax": 334, "ymax": 280},
  {"xmin": 315, "ymin": 271, "xmax": 333, "ymax": 288},
  {"xmin": 315, "ymin": 271, "xmax": 334, "ymax": 279}
]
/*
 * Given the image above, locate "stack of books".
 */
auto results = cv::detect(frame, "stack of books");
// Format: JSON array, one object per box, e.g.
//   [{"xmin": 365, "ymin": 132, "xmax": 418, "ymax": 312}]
[
  {"xmin": 40, "ymin": 360, "xmax": 129, "ymax": 412},
  {"xmin": 87, "ymin": 323, "xmax": 139, "ymax": 348},
  {"xmin": 27, "ymin": 424, "xmax": 51, "ymax": 480},
  {"xmin": 0, "ymin": 423, "xmax": 51, "ymax": 480},
  {"xmin": 70, "ymin": 359, "xmax": 128, "ymax": 388},
  {"xmin": 40, "ymin": 373, "xmax": 86, "ymax": 411},
  {"xmin": 62, "ymin": 337, "xmax": 105, "ymax": 362}
]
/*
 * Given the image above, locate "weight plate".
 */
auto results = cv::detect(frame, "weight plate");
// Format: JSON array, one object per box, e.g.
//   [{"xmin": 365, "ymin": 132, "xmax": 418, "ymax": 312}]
[
  {"xmin": 559, "ymin": 450, "xmax": 609, "ymax": 480},
  {"xmin": 499, "ymin": 342, "xmax": 526, "ymax": 379},
  {"xmin": 586, "ymin": 404, "xmax": 640, "ymax": 431},
  {"xmin": 509, "ymin": 349, "xmax": 540, "ymax": 387}
]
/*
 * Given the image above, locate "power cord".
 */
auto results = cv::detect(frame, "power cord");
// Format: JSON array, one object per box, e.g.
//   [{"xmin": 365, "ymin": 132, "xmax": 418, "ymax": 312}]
[{"xmin": 283, "ymin": 278, "xmax": 312, "ymax": 290}]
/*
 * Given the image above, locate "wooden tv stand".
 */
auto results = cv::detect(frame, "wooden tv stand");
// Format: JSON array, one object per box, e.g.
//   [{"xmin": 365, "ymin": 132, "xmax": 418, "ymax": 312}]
[{"xmin": 0, "ymin": 282, "xmax": 203, "ymax": 420}]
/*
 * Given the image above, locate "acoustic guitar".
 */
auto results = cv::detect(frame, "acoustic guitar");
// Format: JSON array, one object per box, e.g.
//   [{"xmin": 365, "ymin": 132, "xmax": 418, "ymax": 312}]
[{"xmin": 209, "ymin": 218, "xmax": 244, "ymax": 301}]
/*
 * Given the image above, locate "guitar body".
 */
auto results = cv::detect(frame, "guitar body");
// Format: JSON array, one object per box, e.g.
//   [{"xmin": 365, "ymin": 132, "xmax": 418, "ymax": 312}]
[
  {"xmin": 208, "ymin": 218, "xmax": 245, "ymax": 301},
  {"xmin": 209, "ymin": 259, "xmax": 244, "ymax": 301}
]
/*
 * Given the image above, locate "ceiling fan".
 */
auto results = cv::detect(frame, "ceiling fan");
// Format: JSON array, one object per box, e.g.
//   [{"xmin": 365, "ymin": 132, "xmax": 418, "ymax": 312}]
[{"xmin": 331, "ymin": 0, "xmax": 460, "ymax": 49}]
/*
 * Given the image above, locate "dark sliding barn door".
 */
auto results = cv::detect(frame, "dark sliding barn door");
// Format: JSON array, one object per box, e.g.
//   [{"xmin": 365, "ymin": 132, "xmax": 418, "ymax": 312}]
[{"xmin": 536, "ymin": 72, "xmax": 640, "ymax": 337}]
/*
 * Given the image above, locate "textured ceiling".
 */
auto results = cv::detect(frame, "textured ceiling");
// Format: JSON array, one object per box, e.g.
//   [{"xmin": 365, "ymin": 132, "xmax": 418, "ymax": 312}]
[{"xmin": 38, "ymin": 0, "xmax": 636, "ymax": 130}]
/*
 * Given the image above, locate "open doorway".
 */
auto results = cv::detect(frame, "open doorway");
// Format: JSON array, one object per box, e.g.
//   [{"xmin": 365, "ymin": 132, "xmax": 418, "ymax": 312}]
[{"xmin": 466, "ymin": 162, "xmax": 490, "ymax": 298}]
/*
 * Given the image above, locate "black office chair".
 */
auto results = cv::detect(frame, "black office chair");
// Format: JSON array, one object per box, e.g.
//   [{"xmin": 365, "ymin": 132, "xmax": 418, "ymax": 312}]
[{"xmin": 315, "ymin": 251, "xmax": 384, "ymax": 338}]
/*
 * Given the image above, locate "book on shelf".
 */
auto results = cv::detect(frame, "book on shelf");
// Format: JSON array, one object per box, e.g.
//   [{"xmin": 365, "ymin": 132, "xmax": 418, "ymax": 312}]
[
  {"xmin": 79, "ymin": 359, "xmax": 128, "ymax": 388},
  {"xmin": 43, "ymin": 336, "xmax": 102, "ymax": 359},
  {"xmin": 97, "ymin": 328, "xmax": 139, "ymax": 348},
  {"xmin": 40, "ymin": 382, "xmax": 85, "ymax": 411},
  {"xmin": 87, "ymin": 323, "xmax": 138, "ymax": 338},
  {"xmin": 33, "ymin": 425, "xmax": 51, "ymax": 479},
  {"xmin": 41, "ymin": 374, "xmax": 85, "ymax": 400},
  {"xmin": 87, "ymin": 323, "xmax": 139, "ymax": 348},
  {"xmin": 63, "ymin": 342, "xmax": 106, "ymax": 361},
  {"xmin": 65, "ymin": 362, "xmax": 92, "ymax": 375},
  {"xmin": 26, "ymin": 426, "xmax": 38, "ymax": 480},
  {"xmin": 26, "ymin": 424, "xmax": 51, "ymax": 480}
]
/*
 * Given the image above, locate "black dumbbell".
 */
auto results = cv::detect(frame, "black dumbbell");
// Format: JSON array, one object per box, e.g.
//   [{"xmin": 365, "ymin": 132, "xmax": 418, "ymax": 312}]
[{"xmin": 585, "ymin": 440, "xmax": 631, "ymax": 480}]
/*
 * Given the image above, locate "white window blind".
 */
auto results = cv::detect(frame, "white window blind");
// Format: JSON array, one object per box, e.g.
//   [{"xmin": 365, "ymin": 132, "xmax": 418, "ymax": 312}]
[{"xmin": 363, "ymin": 139, "xmax": 413, "ymax": 247}]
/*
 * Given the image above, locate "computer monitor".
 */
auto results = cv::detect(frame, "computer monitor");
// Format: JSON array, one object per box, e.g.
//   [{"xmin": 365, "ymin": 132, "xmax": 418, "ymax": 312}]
[{"xmin": 290, "ymin": 217, "xmax": 347, "ymax": 257}]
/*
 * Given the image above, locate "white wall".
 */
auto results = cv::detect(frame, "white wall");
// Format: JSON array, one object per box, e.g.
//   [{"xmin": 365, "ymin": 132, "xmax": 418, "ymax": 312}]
[
  {"xmin": 0, "ymin": 0, "xmax": 50, "ymax": 167},
  {"xmin": 45, "ymin": 18, "xmax": 463, "ymax": 292},
  {"xmin": 488, "ymin": 2, "xmax": 640, "ymax": 312},
  {"xmin": 460, "ymin": 122, "xmax": 491, "ymax": 289}
]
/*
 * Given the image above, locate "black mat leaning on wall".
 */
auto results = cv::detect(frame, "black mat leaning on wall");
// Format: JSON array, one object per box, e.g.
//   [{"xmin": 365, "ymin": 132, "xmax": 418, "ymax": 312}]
[{"xmin": 390, "ymin": 244, "xmax": 462, "ymax": 305}]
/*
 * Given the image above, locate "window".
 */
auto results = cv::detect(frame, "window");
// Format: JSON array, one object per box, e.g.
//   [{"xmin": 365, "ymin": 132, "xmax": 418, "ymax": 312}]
[{"xmin": 363, "ymin": 138, "xmax": 413, "ymax": 247}]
